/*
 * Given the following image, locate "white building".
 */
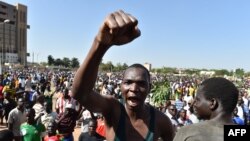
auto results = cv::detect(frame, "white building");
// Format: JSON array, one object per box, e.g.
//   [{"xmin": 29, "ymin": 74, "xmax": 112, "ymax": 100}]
[{"xmin": 144, "ymin": 63, "xmax": 152, "ymax": 71}]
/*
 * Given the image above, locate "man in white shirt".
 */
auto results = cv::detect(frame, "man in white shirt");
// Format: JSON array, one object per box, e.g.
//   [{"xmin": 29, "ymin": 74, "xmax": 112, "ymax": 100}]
[
  {"xmin": 8, "ymin": 98, "xmax": 26, "ymax": 141},
  {"xmin": 41, "ymin": 101, "xmax": 57, "ymax": 129}
]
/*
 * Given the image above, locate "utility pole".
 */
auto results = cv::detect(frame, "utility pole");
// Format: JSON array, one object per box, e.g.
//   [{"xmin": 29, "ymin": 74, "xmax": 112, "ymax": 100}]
[
  {"xmin": 37, "ymin": 53, "xmax": 39, "ymax": 63},
  {"xmin": 32, "ymin": 52, "xmax": 34, "ymax": 65},
  {"xmin": 0, "ymin": 19, "xmax": 10, "ymax": 74}
]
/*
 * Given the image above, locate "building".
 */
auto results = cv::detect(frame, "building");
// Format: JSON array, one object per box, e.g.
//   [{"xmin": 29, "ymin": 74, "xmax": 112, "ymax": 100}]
[
  {"xmin": 0, "ymin": 1, "xmax": 29, "ymax": 66},
  {"xmin": 144, "ymin": 63, "xmax": 152, "ymax": 72}
]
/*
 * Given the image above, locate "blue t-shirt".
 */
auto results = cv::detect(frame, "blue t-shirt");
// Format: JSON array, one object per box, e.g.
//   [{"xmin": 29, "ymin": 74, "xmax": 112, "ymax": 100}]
[{"xmin": 233, "ymin": 117, "xmax": 244, "ymax": 125}]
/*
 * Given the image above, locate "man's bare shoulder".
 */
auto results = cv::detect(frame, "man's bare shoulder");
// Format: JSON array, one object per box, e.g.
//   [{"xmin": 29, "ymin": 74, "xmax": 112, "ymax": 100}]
[
  {"xmin": 152, "ymin": 106, "xmax": 175, "ymax": 141},
  {"xmin": 102, "ymin": 97, "xmax": 122, "ymax": 126}
]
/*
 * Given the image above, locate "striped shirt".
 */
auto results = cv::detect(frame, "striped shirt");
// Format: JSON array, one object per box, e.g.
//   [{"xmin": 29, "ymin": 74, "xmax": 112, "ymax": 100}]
[{"xmin": 56, "ymin": 97, "xmax": 77, "ymax": 114}]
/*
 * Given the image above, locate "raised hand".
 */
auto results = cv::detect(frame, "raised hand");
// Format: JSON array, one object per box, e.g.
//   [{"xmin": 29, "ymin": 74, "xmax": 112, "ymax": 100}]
[{"xmin": 96, "ymin": 10, "xmax": 141, "ymax": 46}]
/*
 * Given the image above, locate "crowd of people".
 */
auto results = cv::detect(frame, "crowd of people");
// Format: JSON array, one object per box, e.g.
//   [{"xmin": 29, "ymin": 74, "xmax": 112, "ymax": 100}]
[
  {"xmin": 0, "ymin": 10, "xmax": 250, "ymax": 141},
  {"xmin": 0, "ymin": 69, "xmax": 78, "ymax": 141}
]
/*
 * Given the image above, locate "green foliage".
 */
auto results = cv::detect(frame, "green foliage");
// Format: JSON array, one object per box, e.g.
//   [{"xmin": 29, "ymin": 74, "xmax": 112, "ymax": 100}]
[
  {"xmin": 47, "ymin": 55, "xmax": 80, "ymax": 68},
  {"xmin": 183, "ymin": 69, "xmax": 200, "ymax": 75},
  {"xmin": 71, "ymin": 57, "xmax": 79, "ymax": 68},
  {"xmin": 113, "ymin": 63, "xmax": 128, "ymax": 72},
  {"xmin": 235, "ymin": 68, "xmax": 245, "ymax": 77},
  {"xmin": 245, "ymin": 71, "xmax": 250, "ymax": 77},
  {"xmin": 99, "ymin": 61, "xmax": 128, "ymax": 72},
  {"xmin": 47, "ymin": 55, "xmax": 54, "ymax": 65},
  {"xmin": 213, "ymin": 69, "xmax": 231, "ymax": 76},
  {"xmin": 151, "ymin": 80, "xmax": 171, "ymax": 106},
  {"xmin": 62, "ymin": 57, "xmax": 71, "ymax": 68},
  {"xmin": 152, "ymin": 67, "xmax": 177, "ymax": 74},
  {"xmin": 54, "ymin": 58, "xmax": 63, "ymax": 66},
  {"xmin": 99, "ymin": 62, "xmax": 114, "ymax": 72}
]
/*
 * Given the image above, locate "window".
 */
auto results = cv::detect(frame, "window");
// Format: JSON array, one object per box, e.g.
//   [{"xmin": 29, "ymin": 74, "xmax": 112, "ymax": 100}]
[
  {"xmin": 1, "ymin": 5, "xmax": 7, "ymax": 9},
  {"xmin": 0, "ymin": 11, "xmax": 6, "ymax": 15}
]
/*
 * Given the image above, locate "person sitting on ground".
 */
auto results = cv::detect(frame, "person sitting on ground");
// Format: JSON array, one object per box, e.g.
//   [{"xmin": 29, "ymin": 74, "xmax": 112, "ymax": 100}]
[
  {"xmin": 72, "ymin": 10, "xmax": 175, "ymax": 141},
  {"xmin": 173, "ymin": 77, "xmax": 239, "ymax": 141}
]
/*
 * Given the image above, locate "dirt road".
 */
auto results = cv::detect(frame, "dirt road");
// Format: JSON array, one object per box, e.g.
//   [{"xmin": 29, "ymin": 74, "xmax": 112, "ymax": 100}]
[{"xmin": 0, "ymin": 123, "xmax": 82, "ymax": 141}]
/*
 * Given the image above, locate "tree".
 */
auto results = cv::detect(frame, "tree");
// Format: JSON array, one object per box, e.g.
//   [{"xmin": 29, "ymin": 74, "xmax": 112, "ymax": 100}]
[
  {"xmin": 106, "ymin": 61, "xmax": 114, "ymax": 72},
  {"xmin": 47, "ymin": 55, "xmax": 54, "ymax": 66},
  {"xmin": 235, "ymin": 68, "xmax": 245, "ymax": 77},
  {"xmin": 151, "ymin": 80, "xmax": 171, "ymax": 106},
  {"xmin": 214, "ymin": 69, "xmax": 230, "ymax": 76},
  {"xmin": 184, "ymin": 69, "xmax": 200, "ymax": 75},
  {"xmin": 114, "ymin": 62, "xmax": 128, "ymax": 71},
  {"xmin": 54, "ymin": 58, "xmax": 63, "ymax": 66},
  {"xmin": 152, "ymin": 67, "xmax": 178, "ymax": 74},
  {"xmin": 71, "ymin": 57, "xmax": 79, "ymax": 68},
  {"xmin": 114, "ymin": 63, "xmax": 123, "ymax": 71},
  {"xmin": 99, "ymin": 62, "xmax": 105, "ymax": 72},
  {"xmin": 122, "ymin": 63, "xmax": 128, "ymax": 70},
  {"xmin": 62, "ymin": 57, "xmax": 71, "ymax": 68},
  {"xmin": 99, "ymin": 61, "xmax": 114, "ymax": 72}
]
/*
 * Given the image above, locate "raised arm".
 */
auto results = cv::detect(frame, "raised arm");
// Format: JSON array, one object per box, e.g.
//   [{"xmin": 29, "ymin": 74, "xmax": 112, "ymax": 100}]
[{"xmin": 72, "ymin": 10, "xmax": 140, "ymax": 113}]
